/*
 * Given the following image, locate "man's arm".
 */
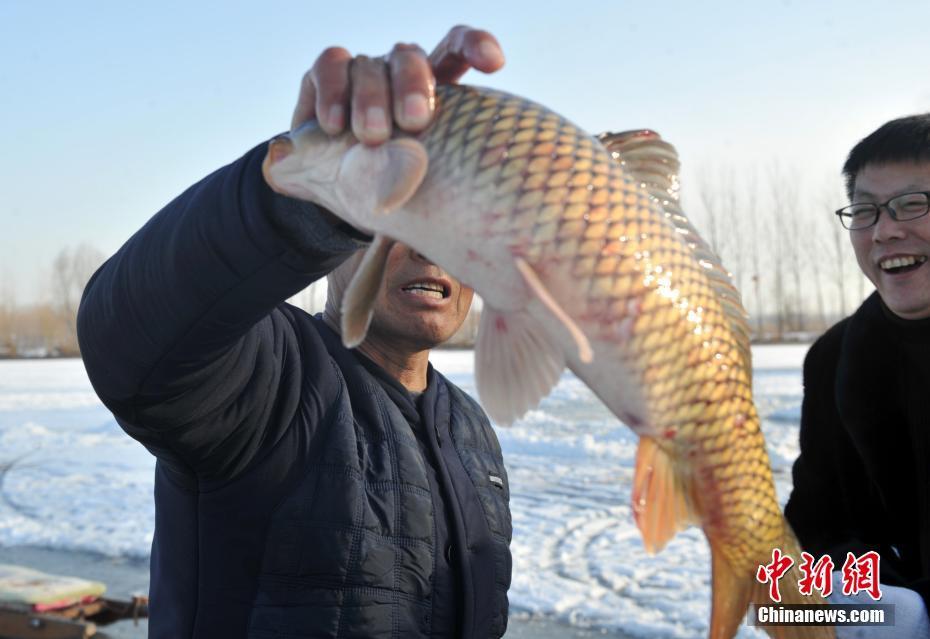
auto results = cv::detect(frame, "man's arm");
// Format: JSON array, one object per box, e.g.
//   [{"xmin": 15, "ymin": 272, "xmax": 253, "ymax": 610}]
[
  {"xmin": 78, "ymin": 26, "xmax": 505, "ymax": 481},
  {"xmin": 785, "ymin": 327, "xmax": 891, "ymax": 562},
  {"xmin": 78, "ymin": 142, "xmax": 366, "ymax": 479}
]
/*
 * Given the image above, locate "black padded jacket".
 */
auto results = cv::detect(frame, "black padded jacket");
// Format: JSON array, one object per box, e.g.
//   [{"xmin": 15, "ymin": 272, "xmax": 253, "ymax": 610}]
[
  {"xmin": 785, "ymin": 292, "xmax": 930, "ymax": 611},
  {"xmin": 77, "ymin": 141, "xmax": 512, "ymax": 638}
]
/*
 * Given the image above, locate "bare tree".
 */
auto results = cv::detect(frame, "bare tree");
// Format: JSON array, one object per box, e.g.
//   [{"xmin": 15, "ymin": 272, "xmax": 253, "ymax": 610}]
[
  {"xmin": 766, "ymin": 164, "xmax": 795, "ymax": 339},
  {"xmin": 50, "ymin": 244, "xmax": 106, "ymax": 353},
  {"xmin": 694, "ymin": 163, "xmax": 778, "ymax": 340},
  {"xmin": 826, "ymin": 182, "xmax": 873, "ymax": 310},
  {"xmin": 716, "ymin": 167, "xmax": 745, "ymax": 294},
  {"xmin": 697, "ymin": 166, "xmax": 725, "ymax": 257},
  {"xmin": 820, "ymin": 181, "xmax": 851, "ymax": 319},
  {"xmin": 742, "ymin": 169, "xmax": 766, "ymax": 338},
  {"xmin": 0, "ymin": 273, "xmax": 16, "ymax": 357},
  {"xmin": 798, "ymin": 197, "xmax": 829, "ymax": 331},
  {"xmin": 709, "ymin": 165, "xmax": 763, "ymax": 338}
]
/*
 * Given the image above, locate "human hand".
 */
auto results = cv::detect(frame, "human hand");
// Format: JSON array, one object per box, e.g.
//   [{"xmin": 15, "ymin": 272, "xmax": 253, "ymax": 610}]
[{"xmin": 289, "ymin": 25, "xmax": 505, "ymax": 146}]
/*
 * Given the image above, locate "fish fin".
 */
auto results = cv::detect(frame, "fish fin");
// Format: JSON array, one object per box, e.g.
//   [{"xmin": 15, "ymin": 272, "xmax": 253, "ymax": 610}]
[
  {"xmin": 340, "ymin": 138, "xmax": 429, "ymax": 214},
  {"xmin": 340, "ymin": 234, "xmax": 395, "ymax": 347},
  {"xmin": 475, "ymin": 306, "xmax": 565, "ymax": 425},
  {"xmin": 632, "ymin": 436, "xmax": 698, "ymax": 554},
  {"xmin": 514, "ymin": 258, "xmax": 592, "ymax": 364},
  {"xmin": 600, "ymin": 131, "xmax": 753, "ymax": 374}
]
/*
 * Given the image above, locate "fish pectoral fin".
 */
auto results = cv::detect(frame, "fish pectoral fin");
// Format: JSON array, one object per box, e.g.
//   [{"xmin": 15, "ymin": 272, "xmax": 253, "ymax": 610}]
[
  {"xmin": 514, "ymin": 258, "xmax": 592, "ymax": 364},
  {"xmin": 475, "ymin": 305, "xmax": 565, "ymax": 426},
  {"xmin": 340, "ymin": 138, "xmax": 429, "ymax": 214},
  {"xmin": 632, "ymin": 436, "xmax": 698, "ymax": 554},
  {"xmin": 341, "ymin": 234, "xmax": 395, "ymax": 347}
]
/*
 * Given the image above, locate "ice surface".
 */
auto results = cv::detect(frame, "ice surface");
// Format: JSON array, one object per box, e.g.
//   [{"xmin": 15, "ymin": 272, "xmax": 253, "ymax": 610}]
[
  {"xmin": 0, "ymin": 344, "xmax": 812, "ymax": 638},
  {"xmin": 0, "ymin": 360, "xmax": 155, "ymax": 557}
]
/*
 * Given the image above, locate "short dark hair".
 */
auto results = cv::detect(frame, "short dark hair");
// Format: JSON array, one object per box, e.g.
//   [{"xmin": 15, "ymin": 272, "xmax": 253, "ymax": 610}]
[{"xmin": 842, "ymin": 114, "xmax": 930, "ymax": 200}]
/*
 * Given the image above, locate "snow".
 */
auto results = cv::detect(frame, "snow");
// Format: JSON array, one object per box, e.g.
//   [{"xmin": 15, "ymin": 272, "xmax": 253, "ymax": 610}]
[
  {"xmin": 0, "ymin": 360, "xmax": 155, "ymax": 557},
  {"xmin": 0, "ymin": 344, "xmax": 813, "ymax": 638}
]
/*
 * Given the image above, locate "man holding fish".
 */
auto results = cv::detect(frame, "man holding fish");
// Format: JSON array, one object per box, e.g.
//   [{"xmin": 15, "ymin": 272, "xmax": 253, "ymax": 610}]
[
  {"xmin": 78, "ymin": 26, "xmax": 514, "ymax": 639},
  {"xmin": 786, "ymin": 115, "xmax": 930, "ymax": 637},
  {"xmin": 262, "ymin": 30, "xmax": 841, "ymax": 639},
  {"xmin": 79, "ymin": 20, "xmax": 847, "ymax": 639}
]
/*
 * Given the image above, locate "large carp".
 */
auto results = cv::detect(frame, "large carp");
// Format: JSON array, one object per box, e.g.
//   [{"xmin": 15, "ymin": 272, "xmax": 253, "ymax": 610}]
[{"xmin": 263, "ymin": 84, "xmax": 833, "ymax": 639}]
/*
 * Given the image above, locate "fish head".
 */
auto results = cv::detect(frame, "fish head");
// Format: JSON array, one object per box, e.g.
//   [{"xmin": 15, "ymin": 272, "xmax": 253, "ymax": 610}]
[
  {"xmin": 263, "ymin": 122, "xmax": 430, "ymax": 236},
  {"xmin": 262, "ymin": 121, "xmax": 355, "ymax": 214}
]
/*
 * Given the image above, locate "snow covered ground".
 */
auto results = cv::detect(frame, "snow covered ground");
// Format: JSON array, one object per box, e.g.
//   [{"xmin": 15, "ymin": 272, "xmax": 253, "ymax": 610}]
[{"xmin": 0, "ymin": 344, "xmax": 811, "ymax": 638}]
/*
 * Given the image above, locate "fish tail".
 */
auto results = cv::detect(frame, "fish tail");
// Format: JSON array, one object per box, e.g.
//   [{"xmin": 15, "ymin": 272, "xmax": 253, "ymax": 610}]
[
  {"xmin": 754, "ymin": 526, "xmax": 836, "ymax": 639},
  {"xmin": 707, "ymin": 543, "xmax": 756, "ymax": 639},
  {"xmin": 707, "ymin": 527, "xmax": 835, "ymax": 639}
]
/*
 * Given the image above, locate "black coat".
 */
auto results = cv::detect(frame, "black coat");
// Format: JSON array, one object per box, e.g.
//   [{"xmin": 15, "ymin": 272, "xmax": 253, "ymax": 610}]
[
  {"xmin": 78, "ymin": 142, "xmax": 512, "ymax": 638},
  {"xmin": 785, "ymin": 292, "xmax": 930, "ymax": 609}
]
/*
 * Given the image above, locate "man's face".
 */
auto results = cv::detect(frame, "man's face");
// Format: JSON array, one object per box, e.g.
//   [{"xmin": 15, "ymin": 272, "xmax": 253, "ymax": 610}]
[
  {"xmin": 850, "ymin": 161, "xmax": 930, "ymax": 319},
  {"xmin": 366, "ymin": 243, "xmax": 474, "ymax": 351}
]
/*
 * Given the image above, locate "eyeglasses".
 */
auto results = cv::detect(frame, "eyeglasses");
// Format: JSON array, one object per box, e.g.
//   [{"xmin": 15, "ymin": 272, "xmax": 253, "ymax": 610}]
[{"xmin": 835, "ymin": 191, "xmax": 930, "ymax": 230}]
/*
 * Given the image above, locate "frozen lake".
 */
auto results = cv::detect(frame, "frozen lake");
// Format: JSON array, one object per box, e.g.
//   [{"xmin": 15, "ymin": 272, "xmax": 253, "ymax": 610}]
[{"xmin": 0, "ymin": 344, "xmax": 810, "ymax": 638}]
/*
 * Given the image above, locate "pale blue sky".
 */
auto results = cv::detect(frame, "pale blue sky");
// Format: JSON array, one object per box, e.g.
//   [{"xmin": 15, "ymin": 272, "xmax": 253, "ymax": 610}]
[{"xmin": 2, "ymin": 0, "xmax": 929, "ymax": 303}]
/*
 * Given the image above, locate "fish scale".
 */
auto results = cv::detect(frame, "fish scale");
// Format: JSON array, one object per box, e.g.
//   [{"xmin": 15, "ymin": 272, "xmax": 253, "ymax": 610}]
[
  {"xmin": 422, "ymin": 85, "xmax": 821, "ymax": 637},
  {"xmin": 264, "ymin": 83, "xmax": 834, "ymax": 639},
  {"xmin": 595, "ymin": 131, "xmax": 780, "ymax": 567}
]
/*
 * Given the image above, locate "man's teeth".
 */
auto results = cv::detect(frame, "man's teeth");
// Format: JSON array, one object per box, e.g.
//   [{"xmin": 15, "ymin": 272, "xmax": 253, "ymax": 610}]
[
  {"xmin": 880, "ymin": 255, "xmax": 927, "ymax": 271},
  {"xmin": 403, "ymin": 283, "xmax": 445, "ymax": 299}
]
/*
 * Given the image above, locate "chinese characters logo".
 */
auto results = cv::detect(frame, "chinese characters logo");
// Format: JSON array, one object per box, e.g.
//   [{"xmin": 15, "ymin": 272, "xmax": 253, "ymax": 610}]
[{"xmin": 755, "ymin": 549, "xmax": 882, "ymax": 602}]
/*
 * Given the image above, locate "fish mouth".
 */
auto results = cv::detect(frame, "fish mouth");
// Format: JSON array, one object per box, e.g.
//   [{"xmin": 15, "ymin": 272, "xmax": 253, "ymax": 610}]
[
  {"xmin": 399, "ymin": 278, "xmax": 451, "ymax": 301},
  {"xmin": 877, "ymin": 254, "xmax": 928, "ymax": 274},
  {"xmin": 262, "ymin": 136, "xmax": 296, "ymax": 193}
]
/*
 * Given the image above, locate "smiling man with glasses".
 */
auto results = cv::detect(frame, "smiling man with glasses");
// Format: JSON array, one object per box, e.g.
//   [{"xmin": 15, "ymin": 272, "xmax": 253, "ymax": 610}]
[
  {"xmin": 786, "ymin": 115, "xmax": 930, "ymax": 637},
  {"xmin": 837, "ymin": 170, "xmax": 930, "ymax": 321}
]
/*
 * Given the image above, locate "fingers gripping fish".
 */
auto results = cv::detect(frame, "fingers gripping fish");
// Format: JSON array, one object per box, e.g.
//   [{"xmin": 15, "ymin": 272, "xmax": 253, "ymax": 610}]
[{"xmin": 263, "ymin": 84, "xmax": 834, "ymax": 639}]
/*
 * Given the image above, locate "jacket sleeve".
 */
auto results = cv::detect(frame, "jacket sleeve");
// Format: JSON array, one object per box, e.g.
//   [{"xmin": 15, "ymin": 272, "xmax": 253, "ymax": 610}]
[
  {"xmin": 784, "ymin": 327, "xmax": 891, "ymax": 565},
  {"xmin": 77, "ymin": 140, "xmax": 366, "ymax": 480}
]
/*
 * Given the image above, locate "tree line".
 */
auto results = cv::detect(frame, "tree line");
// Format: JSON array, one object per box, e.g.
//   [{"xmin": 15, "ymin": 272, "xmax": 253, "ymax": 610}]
[
  {"xmin": 688, "ymin": 162, "xmax": 870, "ymax": 341},
  {"xmin": 0, "ymin": 244, "xmax": 482, "ymax": 358},
  {"xmin": 2, "ymin": 170, "xmax": 870, "ymax": 358},
  {"xmin": 0, "ymin": 244, "xmax": 106, "ymax": 357}
]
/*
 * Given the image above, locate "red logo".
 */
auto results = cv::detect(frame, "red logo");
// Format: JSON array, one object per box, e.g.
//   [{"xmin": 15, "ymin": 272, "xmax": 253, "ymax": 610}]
[
  {"xmin": 756, "ymin": 549, "xmax": 882, "ymax": 601},
  {"xmin": 841, "ymin": 551, "xmax": 882, "ymax": 600},
  {"xmin": 756, "ymin": 548, "xmax": 795, "ymax": 603},
  {"xmin": 798, "ymin": 552, "xmax": 834, "ymax": 597}
]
